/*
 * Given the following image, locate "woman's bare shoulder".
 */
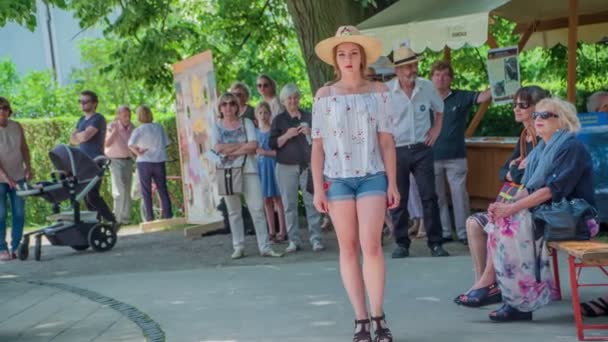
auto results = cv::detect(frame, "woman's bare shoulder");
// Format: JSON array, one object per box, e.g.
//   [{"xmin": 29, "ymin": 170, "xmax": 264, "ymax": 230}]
[
  {"xmin": 369, "ymin": 81, "xmax": 389, "ymax": 93},
  {"xmin": 315, "ymin": 86, "xmax": 331, "ymax": 99}
]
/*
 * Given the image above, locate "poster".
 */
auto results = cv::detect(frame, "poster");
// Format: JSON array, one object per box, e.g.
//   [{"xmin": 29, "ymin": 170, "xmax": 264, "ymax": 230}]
[
  {"xmin": 577, "ymin": 112, "xmax": 608, "ymax": 222},
  {"xmin": 487, "ymin": 46, "xmax": 520, "ymax": 105},
  {"xmin": 172, "ymin": 51, "xmax": 222, "ymax": 225}
]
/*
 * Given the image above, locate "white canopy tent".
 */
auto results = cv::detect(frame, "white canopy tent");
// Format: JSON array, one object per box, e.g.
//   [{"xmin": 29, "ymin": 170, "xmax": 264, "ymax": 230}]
[{"xmin": 359, "ymin": 0, "xmax": 608, "ymax": 53}]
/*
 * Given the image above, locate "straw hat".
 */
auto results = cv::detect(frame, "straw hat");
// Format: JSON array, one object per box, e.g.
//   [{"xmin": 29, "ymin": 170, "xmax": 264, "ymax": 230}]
[
  {"xmin": 388, "ymin": 46, "xmax": 423, "ymax": 67},
  {"xmin": 315, "ymin": 25, "xmax": 382, "ymax": 66}
]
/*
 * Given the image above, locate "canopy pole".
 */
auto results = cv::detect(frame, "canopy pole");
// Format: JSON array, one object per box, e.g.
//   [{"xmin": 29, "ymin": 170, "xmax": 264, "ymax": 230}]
[
  {"xmin": 465, "ymin": 31, "xmax": 499, "ymax": 137},
  {"xmin": 443, "ymin": 46, "xmax": 451, "ymax": 61},
  {"xmin": 487, "ymin": 31, "xmax": 499, "ymax": 49},
  {"xmin": 567, "ymin": 0, "xmax": 578, "ymax": 103},
  {"xmin": 466, "ymin": 101, "xmax": 491, "ymax": 138},
  {"xmin": 517, "ymin": 23, "xmax": 535, "ymax": 52}
]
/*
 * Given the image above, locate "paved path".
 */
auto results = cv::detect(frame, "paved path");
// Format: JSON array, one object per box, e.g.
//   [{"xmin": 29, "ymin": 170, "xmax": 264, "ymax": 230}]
[
  {"xmin": 1, "ymin": 226, "xmax": 607, "ymax": 341},
  {"xmin": 0, "ymin": 281, "xmax": 144, "ymax": 342}
]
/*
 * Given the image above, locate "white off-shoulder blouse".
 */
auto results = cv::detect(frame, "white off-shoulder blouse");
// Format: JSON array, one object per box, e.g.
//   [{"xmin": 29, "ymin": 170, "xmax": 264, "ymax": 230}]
[{"xmin": 311, "ymin": 91, "xmax": 394, "ymax": 178}]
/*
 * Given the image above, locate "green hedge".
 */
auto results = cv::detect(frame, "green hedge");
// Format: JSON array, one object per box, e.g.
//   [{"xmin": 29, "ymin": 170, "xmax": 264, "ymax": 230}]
[{"xmin": 18, "ymin": 114, "xmax": 182, "ymax": 227}]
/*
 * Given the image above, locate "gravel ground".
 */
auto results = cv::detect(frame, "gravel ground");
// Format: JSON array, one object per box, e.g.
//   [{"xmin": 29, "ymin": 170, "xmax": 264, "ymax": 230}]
[{"xmin": 0, "ymin": 224, "xmax": 470, "ymax": 280}]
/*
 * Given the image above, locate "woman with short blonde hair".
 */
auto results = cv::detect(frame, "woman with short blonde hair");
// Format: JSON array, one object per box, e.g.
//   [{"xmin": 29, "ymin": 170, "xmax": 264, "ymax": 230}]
[
  {"xmin": 212, "ymin": 93, "xmax": 281, "ymax": 259},
  {"xmin": 535, "ymin": 98, "xmax": 581, "ymax": 133},
  {"xmin": 137, "ymin": 105, "xmax": 154, "ymax": 124},
  {"xmin": 128, "ymin": 105, "xmax": 172, "ymax": 222},
  {"xmin": 483, "ymin": 97, "xmax": 597, "ymax": 322}
]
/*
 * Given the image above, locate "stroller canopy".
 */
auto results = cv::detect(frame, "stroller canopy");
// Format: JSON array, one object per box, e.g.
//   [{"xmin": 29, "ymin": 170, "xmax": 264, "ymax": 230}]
[{"xmin": 49, "ymin": 144, "xmax": 100, "ymax": 181}]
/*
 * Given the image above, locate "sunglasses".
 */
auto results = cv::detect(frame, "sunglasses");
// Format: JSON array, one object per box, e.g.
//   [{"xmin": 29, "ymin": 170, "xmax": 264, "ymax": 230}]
[
  {"xmin": 220, "ymin": 101, "xmax": 238, "ymax": 107},
  {"xmin": 257, "ymin": 83, "xmax": 269, "ymax": 88},
  {"xmin": 512, "ymin": 102, "xmax": 531, "ymax": 109},
  {"xmin": 79, "ymin": 99, "xmax": 91, "ymax": 105},
  {"xmin": 532, "ymin": 111, "xmax": 559, "ymax": 120},
  {"xmin": 0, "ymin": 105, "xmax": 10, "ymax": 111}
]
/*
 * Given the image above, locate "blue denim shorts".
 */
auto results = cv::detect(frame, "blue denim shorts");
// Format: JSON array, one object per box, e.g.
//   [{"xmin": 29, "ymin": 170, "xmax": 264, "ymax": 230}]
[{"xmin": 325, "ymin": 172, "xmax": 387, "ymax": 201}]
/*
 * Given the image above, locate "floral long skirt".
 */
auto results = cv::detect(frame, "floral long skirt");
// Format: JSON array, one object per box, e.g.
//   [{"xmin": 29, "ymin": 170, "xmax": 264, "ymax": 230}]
[{"xmin": 484, "ymin": 209, "xmax": 555, "ymax": 312}]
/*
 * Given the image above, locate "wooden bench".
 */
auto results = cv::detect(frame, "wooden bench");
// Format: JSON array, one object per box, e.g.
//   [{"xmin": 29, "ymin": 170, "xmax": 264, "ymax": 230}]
[{"xmin": 550, "ymin": 241, "xmax": 608, "ymax": 341}]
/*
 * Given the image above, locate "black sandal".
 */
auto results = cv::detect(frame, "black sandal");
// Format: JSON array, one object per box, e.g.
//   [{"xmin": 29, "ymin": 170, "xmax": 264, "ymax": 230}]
[
  {"xmin": 455, "ymin": 282, "xmax": 502, "ymax": 307},
  {"xmin": 353, "ymin": 318, "xmax": 372, "ymax": 342},
  {"xmin": 370, "ymin": 314, "xmax": 393, "ymax": 342},
  {"xmin": 581, "ymin": 297, "xmax": 608, "ymax": 317}
]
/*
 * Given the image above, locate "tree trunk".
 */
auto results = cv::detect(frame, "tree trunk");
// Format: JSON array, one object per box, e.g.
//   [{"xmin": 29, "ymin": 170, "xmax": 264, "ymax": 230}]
[{"xmin": 286, "ymin": 0, "xmax": 392, "ymax": 94}]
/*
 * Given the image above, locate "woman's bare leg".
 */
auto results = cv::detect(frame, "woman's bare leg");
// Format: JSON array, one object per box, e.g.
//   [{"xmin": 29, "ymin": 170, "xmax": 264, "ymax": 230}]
[
  {"xmin": 263, "ymin": 198, "xmax": 276, "ymax": 236},
  {"xmin": 356, "ymin": 196, "xmax": 387, "ymax": 317},
  {"xmin": 329, "ymin": 200, "xmax": 367, "ymax": 320},
  {"xmin": 466, "ymin": 217, "xmax": 487, "ymax": 281}
]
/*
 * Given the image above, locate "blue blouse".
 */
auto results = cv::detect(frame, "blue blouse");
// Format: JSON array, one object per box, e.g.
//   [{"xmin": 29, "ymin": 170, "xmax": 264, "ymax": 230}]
[{"xmin": 531, "ymin": 136, "xmax": 595, "ymax": 206}]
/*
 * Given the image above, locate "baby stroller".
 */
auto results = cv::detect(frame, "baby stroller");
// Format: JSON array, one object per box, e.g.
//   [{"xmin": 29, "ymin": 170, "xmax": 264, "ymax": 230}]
[{"xmin": 15, "ymin": 144, "xmax": 117, "ymax": 261}]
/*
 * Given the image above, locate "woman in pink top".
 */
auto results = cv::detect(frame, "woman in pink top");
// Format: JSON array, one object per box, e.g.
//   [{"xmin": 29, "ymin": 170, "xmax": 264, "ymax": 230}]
[
  {"xmin": 0, "ymin": 97, "xmax": 33, "ymax": 261},
  {"xmin": 105, "ymin": 105, "xmax": 135, "ymax": 225},
  {"xmin": 311, "ymin": 26, "xmax": 399, "ymax": 342}
]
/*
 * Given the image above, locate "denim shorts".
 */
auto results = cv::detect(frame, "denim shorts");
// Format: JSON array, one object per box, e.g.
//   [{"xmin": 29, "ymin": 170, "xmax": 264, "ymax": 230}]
[{"xmin": 325, "ymin": 172, "xmax": 387, "ymax": 201}]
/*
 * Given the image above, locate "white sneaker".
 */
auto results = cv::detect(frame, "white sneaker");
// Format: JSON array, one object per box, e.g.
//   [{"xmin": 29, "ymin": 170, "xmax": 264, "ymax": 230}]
[
  {"xmin": 312, "ymin": 241, "xmax": 325, "ymax": 252},
  {"xmin": 261, "ymin": 249, "xmax": 283, "ymax": 258},
  {"xmin": 231, "ymin": 247, "xmax": 245, "ymax": 259},
  {"xmin": 285, "ymin": 241, "xmax": 299, "ymax": 253}
]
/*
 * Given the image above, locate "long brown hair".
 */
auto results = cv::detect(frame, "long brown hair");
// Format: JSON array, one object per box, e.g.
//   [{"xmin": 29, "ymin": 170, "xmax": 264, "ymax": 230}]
[{"xmin": 331, "ymin": 43, "xmax": 367, "ymax": 82}]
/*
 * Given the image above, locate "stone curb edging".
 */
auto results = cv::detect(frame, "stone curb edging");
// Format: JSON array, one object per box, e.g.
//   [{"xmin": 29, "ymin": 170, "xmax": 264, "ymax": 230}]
[{"xmin": 22, "ymin": 280, "xmax": 165, "ymax": 342}]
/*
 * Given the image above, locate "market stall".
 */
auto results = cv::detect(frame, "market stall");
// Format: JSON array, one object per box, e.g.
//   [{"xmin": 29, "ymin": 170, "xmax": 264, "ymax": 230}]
[{"xmin": 358, "ymin": 0, "xmax": 608, "ymax": 209}]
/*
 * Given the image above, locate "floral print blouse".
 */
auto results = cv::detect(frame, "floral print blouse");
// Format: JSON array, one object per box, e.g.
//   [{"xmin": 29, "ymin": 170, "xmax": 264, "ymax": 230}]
[{"xmin": 311, "ymin": 91, "xmax": 394, "ymax": 178}]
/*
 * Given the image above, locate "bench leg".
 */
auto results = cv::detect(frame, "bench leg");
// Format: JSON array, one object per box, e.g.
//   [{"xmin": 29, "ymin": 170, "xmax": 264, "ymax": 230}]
[
  {"xmin": 551, "ymin": 247, "xmax": 562, "ymax": 301},
  {"xmin": 568, "ymin": 255, "xmax": 585, "ymax": 341}
]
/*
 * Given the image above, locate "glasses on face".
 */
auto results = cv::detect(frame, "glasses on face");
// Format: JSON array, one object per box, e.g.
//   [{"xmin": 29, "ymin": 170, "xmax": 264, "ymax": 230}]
[
  {"xmin": 257, "ymin": 83, "xmax": 269, "ymax": 89},
  {"xmin": 233, "ymin": 92, "xmax": 245, "ymax": 98},
  {"xmin": 512, "ymin": 102, "xmax": 531, "ymax": 109},
  {"xmin": 0, "ymin": 105, "xmax": 10, "ymax": 111},
  {"xmin": 79, "ymin": 99, "xmax": 91, "ymax": 105},
  {"xmin": 220, "ymin": 101, "xmax": 238, "ymax": 107},
  {"xmin": 532, "ymin": 111, "xmax": 559, "ymax": 120}
]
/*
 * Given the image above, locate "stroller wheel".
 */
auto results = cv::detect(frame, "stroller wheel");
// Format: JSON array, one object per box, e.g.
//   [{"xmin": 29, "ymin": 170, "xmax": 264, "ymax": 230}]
[
  {"xmin": 71, "ymin": 245, "xmax": 89, "ymax": 251},
  {"xmin": 88, "ymin": 223, "xmax": 117, "ymax": 252},
  {"xmin": 17, "ymin": 237, "xmax": 29, "ymax": 261}
]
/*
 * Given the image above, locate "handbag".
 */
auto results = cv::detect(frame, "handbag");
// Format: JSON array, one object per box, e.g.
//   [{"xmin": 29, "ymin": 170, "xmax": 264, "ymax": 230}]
[
  {"xmin": 532, "ymin": 198, "xmax": 597, "ymax": 241},
  {"xmin": 215, "ymin": 162, "xmax": 245, "ymax": 196}
]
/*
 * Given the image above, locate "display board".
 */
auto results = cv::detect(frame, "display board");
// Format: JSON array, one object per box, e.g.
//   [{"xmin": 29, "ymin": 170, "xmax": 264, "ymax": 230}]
[
  {"xmin": 172, "ymin": 51, "xmax": 222, "ymax": 225},
  {"xmin": 487, "ymin": 46, "xmax": 520, "ymax": 105}
]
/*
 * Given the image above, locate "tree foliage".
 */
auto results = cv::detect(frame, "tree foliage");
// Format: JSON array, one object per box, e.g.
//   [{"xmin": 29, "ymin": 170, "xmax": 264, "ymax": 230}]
[
  {"xmin": 2, "ymin": 0, "xmax": 608, "ymax": 135},
  {"xmin": 0, "ymin": 0, "xmax": 66, "ymax": 31}
]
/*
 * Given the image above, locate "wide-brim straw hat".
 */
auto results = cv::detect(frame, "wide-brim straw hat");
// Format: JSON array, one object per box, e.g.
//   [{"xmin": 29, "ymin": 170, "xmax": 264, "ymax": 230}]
[
  {"xmin": 388, "ymin": 46, "xmax": 423, "ymax": 67},
  {"xmin": 315, "ymin": 25, "xmax": 382, "ymax": 66}
]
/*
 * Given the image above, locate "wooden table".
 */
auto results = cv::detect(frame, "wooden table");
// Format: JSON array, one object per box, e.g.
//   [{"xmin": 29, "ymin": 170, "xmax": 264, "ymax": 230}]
[{"xmin": 465, "ymin": 137, "xmax": 517, "ymax": 209}]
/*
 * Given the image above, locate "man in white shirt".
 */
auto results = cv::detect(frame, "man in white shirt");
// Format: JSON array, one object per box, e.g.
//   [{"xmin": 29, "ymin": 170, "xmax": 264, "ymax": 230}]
[{"xmin": 386, "ymin": 47, "xmax": 449, "ymax": 258}]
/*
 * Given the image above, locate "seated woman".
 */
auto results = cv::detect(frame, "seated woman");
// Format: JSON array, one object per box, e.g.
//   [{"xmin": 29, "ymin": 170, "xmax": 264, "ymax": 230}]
[
  {"xmin": 485, "ymin": 97, "xmax": 597, "ymax": 321},
  {"xmin": 455, "ymin": 85, "xmax": 550, "ymax": 307}
]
